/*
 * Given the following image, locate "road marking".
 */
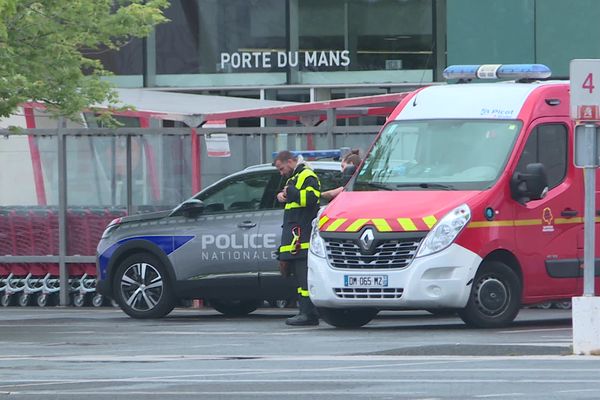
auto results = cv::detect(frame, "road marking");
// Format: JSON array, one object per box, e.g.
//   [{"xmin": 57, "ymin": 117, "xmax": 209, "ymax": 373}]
[
  {"xmin": 5, "ymin": 365, "xmax": 600, "ymax": 387},
  {"xmin": 145, "ymin": 329, "xmax": 321, "ymax": 336},
  {"xmin": 474, "ymin": 394, "xmax": 524, "ymax": 398},
  {"xmin": 0, "ymin": 354, "xmax": 594, "ymax": 362},
  {"xmin": 3, "ymin": 378, "xmax": 600, "ymax": 389},
  {"xmin": 496, "ymin": 341, "xmax": 571, "ymax": 347},
  {"xmin": 0, "ymin": 324, "xmax": 81, "ymax": 327},
  {"xmin": 500, "ymin": 327, "xmax": 571, "ymax": 334},
  {"xmin": 145, "ymin": 331, "xmax": 259, "ymax": 335},
  {"xmin": 0, "ymin": 391, "xmax": 429, "ymax": 396},
  {"xmin": 271, "ymin": 327, "xmax": 321, "ymax": 333}
]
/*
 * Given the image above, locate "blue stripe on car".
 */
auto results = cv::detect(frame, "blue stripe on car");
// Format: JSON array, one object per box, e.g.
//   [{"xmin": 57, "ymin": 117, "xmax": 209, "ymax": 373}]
[{"xmin": 98, "ymin": 235, "xmax": 194, "ymax": 280}]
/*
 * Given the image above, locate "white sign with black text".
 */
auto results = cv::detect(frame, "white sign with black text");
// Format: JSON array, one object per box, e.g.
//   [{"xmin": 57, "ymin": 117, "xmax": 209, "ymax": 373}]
[{"xmin": 220, "ymin": 50, "xmax": 350, "ymax": 70}]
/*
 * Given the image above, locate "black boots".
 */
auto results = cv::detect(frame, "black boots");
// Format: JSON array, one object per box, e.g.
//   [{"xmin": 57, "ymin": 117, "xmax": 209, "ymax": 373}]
[{"xmin": 285, "ymin": 297, "xmax": 319, "ymax": 326}]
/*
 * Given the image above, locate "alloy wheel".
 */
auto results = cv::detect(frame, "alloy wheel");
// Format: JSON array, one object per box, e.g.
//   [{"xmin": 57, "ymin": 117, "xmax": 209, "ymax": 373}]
[{"xmin": 119, "ymin": 262, "xmax": 164, "ymax": 312}]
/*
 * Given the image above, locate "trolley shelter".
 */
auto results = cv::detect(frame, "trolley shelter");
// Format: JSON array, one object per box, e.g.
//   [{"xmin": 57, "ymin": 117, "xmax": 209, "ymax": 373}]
[{"xmin": 0, "ymin": 88, "xmax": 410, "ymax": 306}]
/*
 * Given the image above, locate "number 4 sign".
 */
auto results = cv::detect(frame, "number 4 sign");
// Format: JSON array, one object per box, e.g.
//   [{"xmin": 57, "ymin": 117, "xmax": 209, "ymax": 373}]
[{"xmin": 571, "ymin": 59, "xmax": 600, "ymax": 121}]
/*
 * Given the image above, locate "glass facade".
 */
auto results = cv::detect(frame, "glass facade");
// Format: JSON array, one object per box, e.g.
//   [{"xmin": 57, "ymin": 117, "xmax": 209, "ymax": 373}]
[
  {"xmin": 92, "ymin": 0, "xmax": 600, "ymax": 92},
  {"xmin": 447, "ymin": 0, "xmax": 600, "ymax": 77},
  {"xmin": 97, "ymin": 0, "xmax": 435, "ymax": 88}
]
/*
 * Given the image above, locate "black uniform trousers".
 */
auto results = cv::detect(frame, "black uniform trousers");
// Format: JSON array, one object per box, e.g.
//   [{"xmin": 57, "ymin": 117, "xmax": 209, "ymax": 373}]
[{"xmin": 288, "ymin": 258, "xmax": 309, "ymax": 297}]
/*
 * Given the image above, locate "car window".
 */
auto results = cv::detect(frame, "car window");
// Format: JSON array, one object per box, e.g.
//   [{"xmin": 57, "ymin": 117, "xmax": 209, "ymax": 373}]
[
  {"xmin": 197, "ymin": 172, "xmax": 275, "ymax": 213},
  {"xmin": 318, "ymin": 168, "xmax": 345, "ymax": 205},
  {"xmin": 197, "ymin": 166, "xmax": 342, "ymax": 213},
  {"xmin": 260, "ymin": 172, "xmax": 287, "ymax": 210},
  {"xmin": 318, "ymin": 169, "xmax": 344, "ymax": 192},
  {"xmin": 515, "ymin": 123, "xmax": 567, "ymax": 190}
]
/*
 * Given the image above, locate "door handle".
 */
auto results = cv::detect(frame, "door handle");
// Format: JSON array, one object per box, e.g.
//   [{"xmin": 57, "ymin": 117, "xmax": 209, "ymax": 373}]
[
  {"xmin": 561, "ymin": 209, "xmax": 578, "ymax": 217},
  {"xmin": 238, "ymin": 221, "xmax": 257, "ymax": 229}
]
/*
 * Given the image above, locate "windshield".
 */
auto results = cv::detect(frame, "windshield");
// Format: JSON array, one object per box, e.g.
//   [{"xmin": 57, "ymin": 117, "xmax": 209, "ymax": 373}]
[{"xmin": 353, "ymin": 119, "xmax": 521, "ymax": 191}]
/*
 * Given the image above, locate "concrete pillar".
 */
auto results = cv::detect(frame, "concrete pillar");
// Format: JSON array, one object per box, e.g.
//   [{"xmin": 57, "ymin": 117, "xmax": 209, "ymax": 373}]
[
  {"xmin": 286, "ymin": 0, "xmax": 300, "ymax": 84},
  {"xmin": 434, "ymin": 0, "xmax": 447, "ymax": 82},
  {"xmin": 572, "ymin": 297, "xmax": 600, "ymax": 355},
  {"xmin": 142, "ymin": 30, "xmax": 156, "ymax": 87}
]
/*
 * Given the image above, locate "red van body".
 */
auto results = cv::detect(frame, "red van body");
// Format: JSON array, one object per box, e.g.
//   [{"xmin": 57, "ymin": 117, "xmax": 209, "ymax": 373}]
[{"xmin": 308, "ymin": 80, "xmax": 598, "ymax": 328}]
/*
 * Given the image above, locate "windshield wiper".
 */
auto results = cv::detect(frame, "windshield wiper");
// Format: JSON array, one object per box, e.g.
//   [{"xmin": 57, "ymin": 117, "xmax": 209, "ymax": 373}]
[
  {"xmin": 394, "ymin": 183, "xmax": 454, "ymax": 190},
  {"xmin": 363, "ymin": 182, "xmax": 395, "ymax": 191}
]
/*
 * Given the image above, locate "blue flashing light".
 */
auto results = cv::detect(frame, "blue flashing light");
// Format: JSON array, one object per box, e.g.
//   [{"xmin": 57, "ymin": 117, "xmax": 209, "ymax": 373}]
[
  {"xmin": 443, "ymin": 64, "xmax": 552, "ymax": 81},
  {"xmin": 272, "ymin": 149, "xmax": 342, "ymax": 159},
  {"xmin": 442, "ymin": 65, "xmax": 480, "ymax": 79}
]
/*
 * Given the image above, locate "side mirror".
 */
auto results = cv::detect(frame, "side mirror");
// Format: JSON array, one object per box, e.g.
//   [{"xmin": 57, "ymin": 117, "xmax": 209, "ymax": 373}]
[
  {"xmin": 510, "ymin": 163, "xmax": 549, "ymax": 204},
  {"xmin": 170, "ymin": 199, "xmax": 205, "ymax": 217}
]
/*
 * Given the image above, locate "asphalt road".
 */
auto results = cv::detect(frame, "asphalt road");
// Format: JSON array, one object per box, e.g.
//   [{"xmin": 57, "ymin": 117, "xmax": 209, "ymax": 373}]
[{"xmin": 0, "ymin": 306, "xmax": 599, "ymax": 399}]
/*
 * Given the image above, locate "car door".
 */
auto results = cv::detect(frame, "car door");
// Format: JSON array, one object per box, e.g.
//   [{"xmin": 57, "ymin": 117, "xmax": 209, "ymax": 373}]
[
  {"xmin": 173, "ymin": 170, "xmax": 277, "ymax": 296},
  {"xmin": 513, "ymin": 119, "xmax": 582, "ymax": 297},
  {"xmin": 257, "ymin": 167, "xmax": 343, "ymax": 298}
]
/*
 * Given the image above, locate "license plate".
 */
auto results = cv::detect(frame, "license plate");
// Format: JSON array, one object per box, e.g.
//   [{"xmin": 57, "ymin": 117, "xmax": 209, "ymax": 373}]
[{"xmin": 344, "ymin": 275, "xmax": 388, "ymax": 287}]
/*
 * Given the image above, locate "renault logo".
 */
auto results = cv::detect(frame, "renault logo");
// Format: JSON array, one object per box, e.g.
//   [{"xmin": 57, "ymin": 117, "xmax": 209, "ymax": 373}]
[{"xmin": 359, "ymin": 228, "xmax": 375, "ymax": 251}]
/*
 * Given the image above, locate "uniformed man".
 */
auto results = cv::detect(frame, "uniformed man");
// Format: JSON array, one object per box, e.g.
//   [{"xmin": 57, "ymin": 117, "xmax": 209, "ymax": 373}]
[{"xmin": 273, "ymin": 150, "xmax": 321, "ymax": 326}]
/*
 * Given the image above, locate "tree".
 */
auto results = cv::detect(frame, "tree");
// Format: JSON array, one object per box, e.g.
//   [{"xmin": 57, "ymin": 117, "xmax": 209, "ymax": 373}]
[{"xmin": 0, "ymin": 0, "xmax": 169, "ymax": 120}]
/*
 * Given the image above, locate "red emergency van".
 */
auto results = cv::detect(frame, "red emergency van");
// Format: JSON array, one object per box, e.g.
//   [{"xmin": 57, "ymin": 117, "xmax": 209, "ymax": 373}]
[{"xmin": 308, "ymin": 64, "xmax": 595, "ymax": 328}]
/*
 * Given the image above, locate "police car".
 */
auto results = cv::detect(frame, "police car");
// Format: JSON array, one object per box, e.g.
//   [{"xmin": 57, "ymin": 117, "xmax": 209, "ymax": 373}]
[{"xmin": 96, "ymin": 154, "xmax": 343, "ymax": 318}]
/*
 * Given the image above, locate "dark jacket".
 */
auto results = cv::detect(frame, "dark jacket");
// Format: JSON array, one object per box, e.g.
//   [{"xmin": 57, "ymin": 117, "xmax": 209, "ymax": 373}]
[{"xmin": 278, "ymin": 163, "xmax": 321, "ymax": 260}]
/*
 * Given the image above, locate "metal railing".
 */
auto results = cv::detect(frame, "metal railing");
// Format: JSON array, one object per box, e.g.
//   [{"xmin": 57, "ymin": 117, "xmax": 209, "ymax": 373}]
[{"xmin": 0, "ymin": 123, "xmax": 382, "ymax": 306}]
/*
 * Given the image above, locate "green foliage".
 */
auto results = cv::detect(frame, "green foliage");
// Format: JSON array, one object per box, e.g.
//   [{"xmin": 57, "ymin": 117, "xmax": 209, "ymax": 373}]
[{"xmin": 0, "ymin": 0, "xmax": 169, "ymax": 121}]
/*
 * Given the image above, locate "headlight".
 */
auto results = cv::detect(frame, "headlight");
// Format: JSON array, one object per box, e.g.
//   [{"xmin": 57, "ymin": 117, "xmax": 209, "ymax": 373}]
[
  {"xmin": 416, "ymin": 204, "xmax": 471, "ymax": 257},
  {"xmin": 309, "ymin": 214, "xmax": 326, "ymax": 259},
  {"xmin": 101, "ymin": 218, "xmax": 122, "ymax": 239}
]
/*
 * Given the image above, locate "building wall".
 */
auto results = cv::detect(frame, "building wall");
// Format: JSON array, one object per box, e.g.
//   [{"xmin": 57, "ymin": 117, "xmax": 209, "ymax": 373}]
[
  {"xmin": 447, "ymin": 0, "xmax": 534, "ymax": 66},
  {"xmin": 535, "ymin": 0, "xmax": 600, "ymax": 77},
  {"xmin": 447, "ymin": 0, "xmax": 600, "ymax": 78},
  {"xmin": 95, "ymin": 0, "xmax": 600, "ymax": 90},
  {"xmin": 97, "ymin": 0, "xmax": 436, "ymax": 90}
]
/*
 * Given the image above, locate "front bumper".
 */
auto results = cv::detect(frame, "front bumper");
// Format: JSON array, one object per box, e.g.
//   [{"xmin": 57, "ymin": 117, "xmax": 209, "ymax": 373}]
[
  {"xmin": 95, "ymin": 254, "xmax": 112, "ymax": 298},
  {"xmin": 307, "ymin": 243, "xmax": 481, "ymax": 309}
]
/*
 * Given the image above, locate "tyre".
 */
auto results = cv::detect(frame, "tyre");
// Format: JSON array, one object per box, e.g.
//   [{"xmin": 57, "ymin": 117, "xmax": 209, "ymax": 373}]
[
  {"xmin": 37, "ymin": 293, "xmax": 49, "ymax": 307},
  {"xmin": 113, "ymin": 252, "xmax": 175, "ymax": 319},
  {"xmin": 554, "ymin": 300, "xmax": 572, "ymax": 310},
  {"xmin": 17, "ymin": 293, "xmax": 30, "ymax": 307},
  {"xmin": 458, "ymin": 261, "xmax": 521, "ymax": 328},
  {"xmin": 209, "ymin": 299, "xmax": 262, "ymax": 316},
  {"xmin": 318, "ymin": 307, "xmax": 378, "ymax": 328},
  {"xmin": 272, "ymin": 299, "xmax": 289, "ymax": 309},
  {"xmin": 536, "ymin": 301, "xmax": 552, "ymax": 309},
  {"xmin": 92, "ymin": 294, "xmax": 104, "ymax": 307},
  {"xmin": 73, "ymin": 294, "xmax": 86, "ymax": 307},
  {"xmin": 1, "ymin": 294, "xmax": 12, "ymax": 307}
]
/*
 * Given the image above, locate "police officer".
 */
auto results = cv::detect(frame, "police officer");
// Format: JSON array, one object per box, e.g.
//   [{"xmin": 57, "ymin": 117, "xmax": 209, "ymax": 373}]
[{"xmin": 273, "ymin": 150, "xmax": 321, "ymax": 326}]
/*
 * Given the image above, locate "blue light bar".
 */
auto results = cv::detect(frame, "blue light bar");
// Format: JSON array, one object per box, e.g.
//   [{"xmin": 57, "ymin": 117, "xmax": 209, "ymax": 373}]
[
  {"xmin": 272, "ymin": 149, "xmax": 342, "ymax": 159},
  {"xmin": 443, "ymin": 64, "xmax": 552, "ymax": 80}
]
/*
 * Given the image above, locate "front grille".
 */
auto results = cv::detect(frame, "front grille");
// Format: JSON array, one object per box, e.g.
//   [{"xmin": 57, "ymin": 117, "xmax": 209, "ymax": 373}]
[
  {"xmin": 325, "ymin": 238, "xmax": 421, "ymax": 269},
  {"xmin": 334, "ymin": 287, "xmax": 404, "ymax": 299}
]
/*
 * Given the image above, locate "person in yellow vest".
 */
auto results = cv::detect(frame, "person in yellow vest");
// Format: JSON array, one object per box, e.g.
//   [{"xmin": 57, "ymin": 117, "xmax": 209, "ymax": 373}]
[{"xmin": 274, "ymin": 150, "xmax": 321, "ymax": 326}]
